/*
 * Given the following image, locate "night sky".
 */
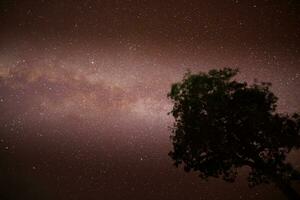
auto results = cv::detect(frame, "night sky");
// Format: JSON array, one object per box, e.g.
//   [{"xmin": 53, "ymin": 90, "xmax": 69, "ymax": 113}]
[{"xmin": 0, "ymin": 0, "xmax": 300, "ymax": 199}]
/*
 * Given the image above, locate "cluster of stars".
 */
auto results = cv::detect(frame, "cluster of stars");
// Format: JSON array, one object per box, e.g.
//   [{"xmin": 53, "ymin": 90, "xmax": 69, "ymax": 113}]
[{"xmin": 0, "ymin": 0, "xmax": 299, "ymax": 199}]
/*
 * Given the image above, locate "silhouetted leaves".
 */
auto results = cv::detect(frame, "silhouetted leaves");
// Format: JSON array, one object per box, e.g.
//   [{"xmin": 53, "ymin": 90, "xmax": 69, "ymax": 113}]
[{"xmin": 168, "ymin": 68, "xmax": 300, "ymax": 199}]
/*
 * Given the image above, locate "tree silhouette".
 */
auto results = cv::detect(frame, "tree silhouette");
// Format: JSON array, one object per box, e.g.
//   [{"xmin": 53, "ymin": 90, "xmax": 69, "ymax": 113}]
[{"xmin": 168, "ymin": 68, "xmax": 300, "ymax": 200}]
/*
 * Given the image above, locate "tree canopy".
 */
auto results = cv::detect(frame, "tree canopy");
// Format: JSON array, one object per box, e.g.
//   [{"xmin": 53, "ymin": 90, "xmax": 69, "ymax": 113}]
[{"xmin": 168, "ymin": 68, "xmax": 300, "ymax": 199}]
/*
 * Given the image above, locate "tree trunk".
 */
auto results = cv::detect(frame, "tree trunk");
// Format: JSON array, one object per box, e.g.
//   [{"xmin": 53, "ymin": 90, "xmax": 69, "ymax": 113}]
[{"xmin": 278, "ymin": 183, "xmax": 300, "ymax": 200}]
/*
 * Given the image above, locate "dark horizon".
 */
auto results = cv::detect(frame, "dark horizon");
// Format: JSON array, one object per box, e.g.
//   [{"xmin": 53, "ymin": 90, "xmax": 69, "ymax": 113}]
[{"xmin": 0, "ymin": 1, "xmax": 300, "ymax": 199}]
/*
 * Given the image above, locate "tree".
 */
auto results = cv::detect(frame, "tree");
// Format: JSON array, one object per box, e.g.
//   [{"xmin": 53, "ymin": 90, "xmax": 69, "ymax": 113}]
[{"xmin": 168, "ymin": 68, "xmax": 300, "ymax": 200}]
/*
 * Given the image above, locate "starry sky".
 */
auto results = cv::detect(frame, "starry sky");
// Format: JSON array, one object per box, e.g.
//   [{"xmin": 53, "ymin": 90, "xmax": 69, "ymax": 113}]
[{"xmin": 0, "ymin": 0, "xmax": 300, "ymax": 199}]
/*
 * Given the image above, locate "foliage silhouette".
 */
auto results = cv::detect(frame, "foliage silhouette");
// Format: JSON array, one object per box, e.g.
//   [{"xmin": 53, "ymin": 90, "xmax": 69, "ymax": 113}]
[{"xmin": 168, "ymin": 68, "xmax": 300, "ymax": 200}]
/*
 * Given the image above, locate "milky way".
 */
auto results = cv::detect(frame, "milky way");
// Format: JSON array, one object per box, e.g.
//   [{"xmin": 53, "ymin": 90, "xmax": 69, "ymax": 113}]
[{"xmin": 0, "ymin": 1, "xmax": 300, "ymax": 199}]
